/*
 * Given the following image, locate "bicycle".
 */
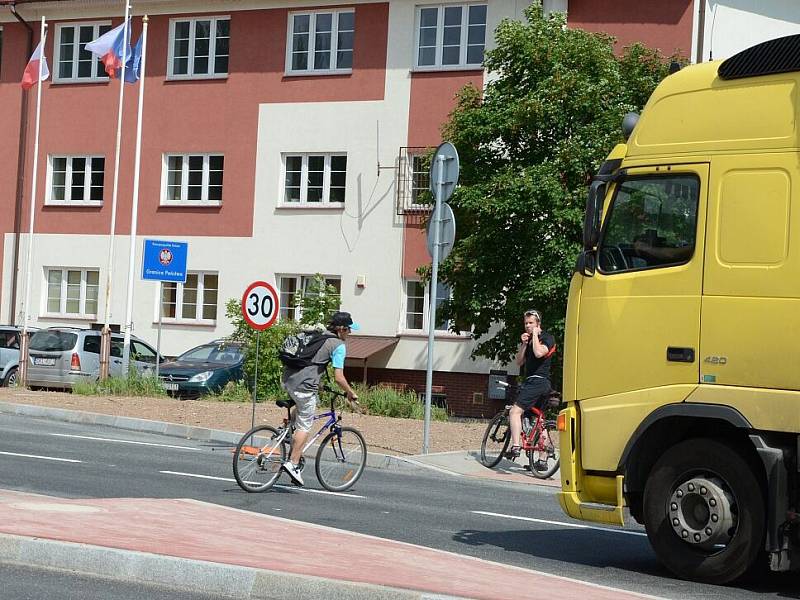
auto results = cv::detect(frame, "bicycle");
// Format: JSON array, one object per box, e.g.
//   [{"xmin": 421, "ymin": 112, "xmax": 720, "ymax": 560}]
[
  {"xmin": 232, "ymin": 385, "xmax": 367, "ymax": 493},
  {"xmin": 480, "ymin": 381, "xmax": 560, "ymax": 479}
]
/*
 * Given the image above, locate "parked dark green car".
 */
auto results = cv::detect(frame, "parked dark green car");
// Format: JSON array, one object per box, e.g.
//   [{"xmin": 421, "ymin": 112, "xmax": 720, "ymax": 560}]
[{"xmin": 159, "ymin": 340, "xmax": 245, "ymax": 398}]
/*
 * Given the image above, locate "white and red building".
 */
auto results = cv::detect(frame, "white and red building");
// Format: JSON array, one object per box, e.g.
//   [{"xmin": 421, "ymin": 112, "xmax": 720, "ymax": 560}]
[{"xmin": 0, "ymin": 0, "xmax": 796, "ymax": 416}]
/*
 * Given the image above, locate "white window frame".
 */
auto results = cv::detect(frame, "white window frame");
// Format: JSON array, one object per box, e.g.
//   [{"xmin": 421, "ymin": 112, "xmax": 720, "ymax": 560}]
[
  {"xmin": 402, "ymin": 279, "xmax": 466, "ymax": 335},
  {"xmin": 161, "ymin": 153, "xmax": 224, "ymax": 206},
  {"xmin": 285, "ymin": 9, "xmax": 355, "ymax": 76},
  {"xmin": 46, "ymin": 155, "xmax": 105, "ymax": 206},
  {"xmin": 413, "ymin": 4, "xmax": 487, "ymax": 71},
  {"xmin": 53, "ymin": 22, "xmax": 112, "ymax": 83},
  {"xmin": 167, "ymin": 16, "xmax": 230, "ymax": 80},
  {"xmin": 156, "ymin": 271, "xmax": 219, "ymax": 324},
  {"xmin": 43, "ymin": 267, "xmax": 100, "ymax": 319},
  {"xmin": 277, "ymin": 274, "xmax": 342, "ymax": 322},
  {"xmin": 280, "ymin": 153, "xmax": 347, "ymax": 207}
]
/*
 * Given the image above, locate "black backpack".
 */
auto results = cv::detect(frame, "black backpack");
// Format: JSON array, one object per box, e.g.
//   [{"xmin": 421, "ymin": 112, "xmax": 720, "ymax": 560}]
[{"xmin": 278, "ymin": 330, "xmax": 337, "ymax": 369}]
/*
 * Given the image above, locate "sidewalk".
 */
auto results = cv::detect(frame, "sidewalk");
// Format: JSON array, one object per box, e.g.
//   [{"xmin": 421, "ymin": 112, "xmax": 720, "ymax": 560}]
[
  {"xmin": 0, "ymin": 489, "xmax": 660, "ymax": 600},
  {"xmin": 0, "ymin": 399, "xmax": 557, "ymax": 487}
]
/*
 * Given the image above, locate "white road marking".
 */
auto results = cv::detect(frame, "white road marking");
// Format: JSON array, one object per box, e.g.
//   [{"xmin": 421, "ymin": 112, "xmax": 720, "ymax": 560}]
[
  {"xmin": 159, "ymin": 470, "xmax": 366, "ymax": 499},
  {"xmin": 49, "ymin": 433, "xmax": 200, "ymax": 451},
  {"xmin": 0, "ymin": 451, "xmax": 82, "ymax": 463},
  {"xmin": 473, "ymin": 510, "xmax": 648, "ymax": 537}
]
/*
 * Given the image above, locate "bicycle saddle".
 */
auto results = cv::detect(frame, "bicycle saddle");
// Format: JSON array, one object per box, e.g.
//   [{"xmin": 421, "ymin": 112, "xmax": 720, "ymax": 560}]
[{"xmin": 276, "ymin": 398, "xmax": 296, "ymax": 409}]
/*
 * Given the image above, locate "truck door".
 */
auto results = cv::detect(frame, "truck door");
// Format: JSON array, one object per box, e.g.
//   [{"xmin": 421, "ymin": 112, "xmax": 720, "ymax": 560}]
[{"xmin": 576, "ymin": 164, "xmax": 708, "ymax": 471}]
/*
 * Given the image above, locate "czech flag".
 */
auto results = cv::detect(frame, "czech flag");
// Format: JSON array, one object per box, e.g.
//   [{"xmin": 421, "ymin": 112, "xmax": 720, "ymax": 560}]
[
  {"xmin": 20, "ymin": 40, "xmax": 50, "ymax": 90},
  {"xmin": 85, "ymin": 20, "xmax": 130, "ymax": 78}
]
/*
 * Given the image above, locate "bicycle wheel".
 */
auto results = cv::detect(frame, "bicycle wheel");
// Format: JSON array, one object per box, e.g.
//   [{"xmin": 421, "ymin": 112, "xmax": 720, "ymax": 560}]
[
  {"xmin": 528, "ymin": 420, "xmax": 560, "ymax": 479},
  {"xmin": 480, "ymin": 412, "xmax": 510, "ymax": 468},
  {"xmin": 315, "ymin": 426, "xmax": 367, "ymax": 492},
  {"xmin": 232, "ymin": 425, "xmax": 286, "ymax": 492}
]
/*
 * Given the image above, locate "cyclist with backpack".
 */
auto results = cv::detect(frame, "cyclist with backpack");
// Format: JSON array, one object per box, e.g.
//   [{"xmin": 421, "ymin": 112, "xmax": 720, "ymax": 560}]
[
  {"xmin": 279, "ymin": 311, "xmax": 360, "ymax": 486},
  {"xmin": 508, "ymin": 309, "xmax": 556, "ymax": 461}
]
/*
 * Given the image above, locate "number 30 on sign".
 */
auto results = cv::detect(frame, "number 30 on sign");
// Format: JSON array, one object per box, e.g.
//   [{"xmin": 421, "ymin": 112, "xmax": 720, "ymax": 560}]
[{"xmin": 241, "ymin": 281, "xmax": 280, "ymax": 331}]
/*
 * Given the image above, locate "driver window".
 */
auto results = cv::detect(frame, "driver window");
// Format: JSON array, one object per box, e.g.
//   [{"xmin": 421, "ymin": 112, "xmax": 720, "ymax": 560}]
[
  {"xmin": 132, "ymin": 341, "xmax": 157, "ymax": 364},
  {"xmin": 598, "ymin": 175, "xmax": 699, "ymax": 273}
]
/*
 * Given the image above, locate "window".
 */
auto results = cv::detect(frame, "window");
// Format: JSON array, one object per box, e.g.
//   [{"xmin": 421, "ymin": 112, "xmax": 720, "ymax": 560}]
[
  {"xmin": 278, "ymin": 275, "xmax": 341, "ymax": 321},
  {"xmin": 131, "ymin": 340, "xmax": 158, "ymax": 364},
  {"xmin": 287, "ymin": 10, "xmax": 354, "ymax": 73},
  {"xmin": 55, "ymin": 23, "xmax": 111, "ymax": 82},
  {"xmin": 47, "ymin": 156, "xmax": 105, "ymax": 204},
  {"xmin": 598, "ymin": 175, "xmax": 700, "ymax": 274},
  {"xmin": 404, "ymin": 280, "xmax": 452, "ymax": 332},
  {"xmin": 415, "ymin": 4, "xmax": 486, "ymax": 69},
  {"xmin": 45, "ymin": 268, "xmax": 99, "ymax": 317},
  {"xmin": 410, "ymin": 154, "xmax": 433, "ymax": 207},
  {"xmin": 168, "ymin": 17, "xmax": 230, "ymax": 78},
  {"xmin": 282, "ymin": 154, "xmax": 346, "ymax": 205},
  {"xmin": 160, "ymin": 272, "xmax": 218, "ymax": 322},
  {"xmin": 162, "ymin": 154, "xmax": 224, "ymax": 204}
]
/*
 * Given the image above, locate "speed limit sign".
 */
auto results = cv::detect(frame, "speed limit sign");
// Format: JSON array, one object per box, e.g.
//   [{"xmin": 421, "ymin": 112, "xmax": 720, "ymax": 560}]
[{"xmin": 241, "ymin": 281, "xmax": 280, "ymax": 330}]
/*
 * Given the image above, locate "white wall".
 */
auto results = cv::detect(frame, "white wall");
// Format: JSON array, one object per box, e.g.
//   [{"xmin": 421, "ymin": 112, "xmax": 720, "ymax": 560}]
[{"xmin": 697, "ymin": 0, "xmax": 800, "ymax": 62}]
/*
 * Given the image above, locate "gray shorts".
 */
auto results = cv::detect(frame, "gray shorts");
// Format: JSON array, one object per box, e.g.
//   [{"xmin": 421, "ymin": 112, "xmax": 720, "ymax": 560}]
[{"xmin": 285, "ymin": 388, "xmax": 317, "ymax": 432}]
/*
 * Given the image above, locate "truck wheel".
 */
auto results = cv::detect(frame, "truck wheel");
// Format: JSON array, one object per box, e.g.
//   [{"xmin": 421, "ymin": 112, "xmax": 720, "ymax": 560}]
[{"xmin": 643, "ymin": 438, "xmax": 765, "ymax": 584}]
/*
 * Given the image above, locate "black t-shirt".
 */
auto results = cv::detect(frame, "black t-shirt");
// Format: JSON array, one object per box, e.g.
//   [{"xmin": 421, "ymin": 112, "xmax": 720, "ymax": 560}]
[{"xmin": 524, "ymin": 331, "xmax": 556, "ymax": 379}]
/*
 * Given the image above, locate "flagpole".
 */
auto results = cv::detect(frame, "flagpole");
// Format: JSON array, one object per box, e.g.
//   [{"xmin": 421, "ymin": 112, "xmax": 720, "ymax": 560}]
[
  {"xmin": 122, "ymin": 15, "xmax": 148, "ymax": 375},
  {"xmin": 100, "ymin": 1, "xmax": 131, "ymax": 380},
  {"xmin": 19, "ymin": 17, "xmax": 47, "ymax": 387}
]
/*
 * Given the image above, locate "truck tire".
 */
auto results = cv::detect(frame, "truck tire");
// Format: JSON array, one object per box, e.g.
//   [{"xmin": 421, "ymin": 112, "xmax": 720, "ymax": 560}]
[{"xmin": 643, "ymin": 438, "xmax": 765, "ymax": 584}]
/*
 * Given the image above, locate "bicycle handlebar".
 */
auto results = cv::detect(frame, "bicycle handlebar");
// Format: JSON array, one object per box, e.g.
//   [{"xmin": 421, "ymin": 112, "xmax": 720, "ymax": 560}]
[{"xmin": 322, "ymin": 385, "xmax": 348, "ymax": 398}]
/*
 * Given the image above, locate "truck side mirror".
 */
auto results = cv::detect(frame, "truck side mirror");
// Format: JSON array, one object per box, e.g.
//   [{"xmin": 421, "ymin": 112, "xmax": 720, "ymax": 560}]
[
  {"xmin": 575, "ymin": 249, "xmax": 596, "ymax": 276},
  {"xmin": 583, "ymin": 180, "xmax": 605, "ymax": 250}
]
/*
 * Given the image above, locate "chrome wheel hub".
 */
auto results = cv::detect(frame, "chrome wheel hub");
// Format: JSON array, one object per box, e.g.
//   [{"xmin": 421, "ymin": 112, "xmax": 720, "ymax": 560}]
[{"xmin": 668, "ymin": 476, "xmax": 736, "ymax": 549}]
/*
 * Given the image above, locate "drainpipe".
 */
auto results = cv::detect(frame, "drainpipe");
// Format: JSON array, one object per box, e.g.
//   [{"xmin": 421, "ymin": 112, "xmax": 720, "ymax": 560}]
[{"xmin": 9, "ymin": 3, "xmax": 33, "ymax": 325}]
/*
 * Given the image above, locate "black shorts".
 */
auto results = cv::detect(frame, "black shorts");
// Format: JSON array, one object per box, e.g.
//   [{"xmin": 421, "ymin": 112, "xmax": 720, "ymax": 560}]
[{"xmin": 515, "ymin": 377, "xmax": 551, "ymax": 412}]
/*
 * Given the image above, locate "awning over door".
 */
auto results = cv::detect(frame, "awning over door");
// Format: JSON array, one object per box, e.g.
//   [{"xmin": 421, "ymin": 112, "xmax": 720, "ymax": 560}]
[{"xmin": 345, "ymin": 336, "xmax": 398, "ymax": 360}]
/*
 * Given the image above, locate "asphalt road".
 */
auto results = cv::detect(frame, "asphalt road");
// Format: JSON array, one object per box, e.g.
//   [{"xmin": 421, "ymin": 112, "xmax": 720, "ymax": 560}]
[{"xmin": 1, "ymin": 412, "xmax": 798, "ymax": 600}]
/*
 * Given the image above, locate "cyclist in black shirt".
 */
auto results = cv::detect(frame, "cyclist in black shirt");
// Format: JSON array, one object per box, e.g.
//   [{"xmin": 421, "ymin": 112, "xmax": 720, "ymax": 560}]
[{"xmin": 508, "ymin": 309, "xmax": 556, "ymax": 459}]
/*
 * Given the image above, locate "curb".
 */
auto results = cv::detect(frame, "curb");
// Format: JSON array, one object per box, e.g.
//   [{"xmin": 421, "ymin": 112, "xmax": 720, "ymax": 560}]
[
  {"xmin": 0, "ymin": 400, "xmax": 423, "ymax": 473},
  {"xmin": 0, "ymin": 532, "xmax": 465, "ymax": 600}
]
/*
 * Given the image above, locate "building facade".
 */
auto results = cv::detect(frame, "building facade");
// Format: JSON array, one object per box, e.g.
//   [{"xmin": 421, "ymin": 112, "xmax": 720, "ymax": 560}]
[
  {"xmin": 0, "ymin": 0, "xmax": 531, "ymax": 417},
  {"xmin": 1, "ymin": 0, "xmax": 797, "ymax": 417}
]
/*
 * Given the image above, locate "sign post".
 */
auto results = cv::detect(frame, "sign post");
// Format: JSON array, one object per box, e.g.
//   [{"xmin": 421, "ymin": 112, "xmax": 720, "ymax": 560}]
[
  {"xmin": 241, "ymin": 281, "xmax": 280, "ymax": 429},
  {"xmin": 141, "ymin": 240, "xmax": 188, "ymax": 377},
  {"xmin": 423, "ymin": 142, "xmax": 459, "ymax": 454}
]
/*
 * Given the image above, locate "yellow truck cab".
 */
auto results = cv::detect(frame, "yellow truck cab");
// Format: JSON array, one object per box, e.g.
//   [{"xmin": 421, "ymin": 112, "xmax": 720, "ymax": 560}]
[{"xmin": 558, "ymin": 34, "xmax": 800, "ymax": 584}]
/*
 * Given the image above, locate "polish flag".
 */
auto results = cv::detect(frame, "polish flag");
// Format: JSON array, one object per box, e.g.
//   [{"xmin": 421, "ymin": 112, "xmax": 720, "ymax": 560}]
[
  {"xmin": 20, "ymin": 40, "xmax": 50, "ymax": 90},
  {"xmin": 85, "ymin": 20, "xmax": 130, "ymax": 78}
]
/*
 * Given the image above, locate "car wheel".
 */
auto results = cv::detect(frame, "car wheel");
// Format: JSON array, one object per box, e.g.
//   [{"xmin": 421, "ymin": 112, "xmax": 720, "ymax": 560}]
[{"xmin": 3, "ymin": 367, "xmax": 18, "ymax": 387}]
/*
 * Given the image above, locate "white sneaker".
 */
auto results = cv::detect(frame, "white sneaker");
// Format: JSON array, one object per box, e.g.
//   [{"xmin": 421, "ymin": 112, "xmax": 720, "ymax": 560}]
[{"xmin": 282, "ymin": 461, "xmax": 304, "ymax": 486}]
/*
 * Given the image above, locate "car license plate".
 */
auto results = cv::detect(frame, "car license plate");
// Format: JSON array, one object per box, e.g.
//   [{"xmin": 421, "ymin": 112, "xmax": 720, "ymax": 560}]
[
  {"xmin": 33, "ymin": 357, "xmax": 55, "ymax": 366},
  {"xmin": 163, "ymin": 383, "xmax": 179, "ymax": 391}
]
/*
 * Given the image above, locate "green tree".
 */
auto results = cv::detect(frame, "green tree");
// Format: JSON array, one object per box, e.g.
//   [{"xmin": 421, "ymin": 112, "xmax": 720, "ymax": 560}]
[
  {"xmin": 436, "ymin": 3, "xmax": 676, "ymax": 381},
  {"xmin": 225, "ymin": 274, "xmax": 342, "ymax": 400}
]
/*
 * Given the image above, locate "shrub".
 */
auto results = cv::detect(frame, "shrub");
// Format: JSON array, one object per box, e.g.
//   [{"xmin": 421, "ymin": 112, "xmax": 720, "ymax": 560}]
[
  {"xmin": 225, "ymin": 273, "xmax": 343, "ymax": 402},
  {"xmin": 207, "ymin": 380, "xmax": 252, "ymax": 403},
  {"xmin": 352, "ymin": 383, "xmax": 448, "ymax": 421},
  {"xmin": 73, "ymin": 369, "xmax": 166, "ymax": 397}
]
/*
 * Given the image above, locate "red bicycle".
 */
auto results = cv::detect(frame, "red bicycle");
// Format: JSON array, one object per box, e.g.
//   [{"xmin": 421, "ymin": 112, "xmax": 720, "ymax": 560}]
[{"xmin": 480, "ymin": 382, "xmax": 560, "ymax": 479}]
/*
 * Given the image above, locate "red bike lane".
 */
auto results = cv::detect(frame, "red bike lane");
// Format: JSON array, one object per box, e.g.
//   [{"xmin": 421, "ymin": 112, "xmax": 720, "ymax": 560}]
[{"xmin": 0, "ymin": 488, "xmax": 663, "ymax": 600}]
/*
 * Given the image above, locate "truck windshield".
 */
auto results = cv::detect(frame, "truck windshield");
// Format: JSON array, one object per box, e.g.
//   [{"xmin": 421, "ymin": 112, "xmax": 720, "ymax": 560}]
[{"xmin": 598, "ymin": 175, "xmax": 699, "ymax": 273}]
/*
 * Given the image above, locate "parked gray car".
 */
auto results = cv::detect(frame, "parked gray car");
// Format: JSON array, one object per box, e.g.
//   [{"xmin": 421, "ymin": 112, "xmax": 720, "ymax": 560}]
[
  {"xmin": 0, "ymin": 326, "xmax": 38, "ymax": 387},
  {"xmin": 26, "ymin": 328, "xmax": 162, "ymax": 390}
]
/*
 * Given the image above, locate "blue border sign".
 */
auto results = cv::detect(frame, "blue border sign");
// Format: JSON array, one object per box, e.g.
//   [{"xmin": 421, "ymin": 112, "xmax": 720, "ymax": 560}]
[{"xmin": 142, "ymin": 240, "xmax": 188, "ymax": 283}]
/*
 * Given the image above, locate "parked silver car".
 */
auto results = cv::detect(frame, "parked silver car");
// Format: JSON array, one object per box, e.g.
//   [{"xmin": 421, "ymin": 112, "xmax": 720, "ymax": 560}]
[
  {"xmin": 26, "ymin": 328, "xmax": 162, "ymax": 390},
  {"xmin": 0, "ymin": 326, "xmax": 38, "ymax": 387}
]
